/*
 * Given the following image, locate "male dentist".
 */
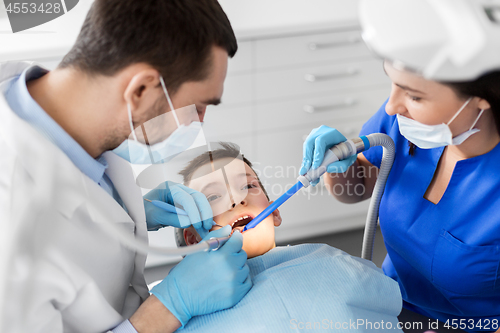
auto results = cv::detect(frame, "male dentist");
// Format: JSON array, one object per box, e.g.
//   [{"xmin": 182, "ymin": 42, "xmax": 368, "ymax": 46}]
[{"xmin": 0, "ymin": 0, "xmax": 250, "ymax": 332}]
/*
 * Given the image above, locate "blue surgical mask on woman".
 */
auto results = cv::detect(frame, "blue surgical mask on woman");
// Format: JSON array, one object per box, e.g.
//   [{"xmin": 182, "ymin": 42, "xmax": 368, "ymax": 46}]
[
  {"xmin": 113, "ymin": 76, "xmax": 204, "ymax": 164},
  {"xmin": 397, "ymin": 97, "xmax": 485, "ymax": 149}
]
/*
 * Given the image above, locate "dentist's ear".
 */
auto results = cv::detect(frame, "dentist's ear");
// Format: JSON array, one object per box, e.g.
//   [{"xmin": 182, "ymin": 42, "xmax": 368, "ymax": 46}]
[
  {"xmin": 269, "ymin": 201, "xmax": 282, "ymax": 227},
  {"xmin": 122, "ymin": 65, "xmax": 162, "ymax": 121}
]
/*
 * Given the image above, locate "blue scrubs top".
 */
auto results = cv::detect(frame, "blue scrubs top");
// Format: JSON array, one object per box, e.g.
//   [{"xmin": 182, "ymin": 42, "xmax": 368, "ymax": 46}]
[{"xmin": 360, "ymin": 100, "xmax": 500, "ymax": 332}]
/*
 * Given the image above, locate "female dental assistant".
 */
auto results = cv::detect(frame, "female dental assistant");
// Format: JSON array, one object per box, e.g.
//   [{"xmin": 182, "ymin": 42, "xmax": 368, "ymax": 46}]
[{"xmin": 301, "ymin": 61, "xmax": 500, "ymax": 332}]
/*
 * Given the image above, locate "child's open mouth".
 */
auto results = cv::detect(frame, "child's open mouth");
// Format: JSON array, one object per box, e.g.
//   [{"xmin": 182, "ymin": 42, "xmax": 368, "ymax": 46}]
[{"xmin": 230, "ymin": 215, "xmax": 253, "ymax": 234}]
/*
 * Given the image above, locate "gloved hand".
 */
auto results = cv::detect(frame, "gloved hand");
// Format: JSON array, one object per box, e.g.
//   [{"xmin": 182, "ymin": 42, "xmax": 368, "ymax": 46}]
[
  {"xmin": 144, "ymin": 181, "xmax": 213, "ymax": 238},
  {"xmin": 151, "ymin": 226, "xmax": 251, "ymax": 327},
  {"xmin": 300, "ymin": 125, "xmax": 357, "ymax": 186}
]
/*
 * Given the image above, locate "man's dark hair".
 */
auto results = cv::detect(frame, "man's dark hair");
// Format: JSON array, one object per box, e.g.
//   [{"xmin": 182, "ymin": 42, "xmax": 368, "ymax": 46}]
[
  {"xmin": 179, "ymin": 142, "xmax": 269, "ymax": 200},
  {"xmin": 59, "ymin": 0, "xmax": 237, "ymax": 93}
]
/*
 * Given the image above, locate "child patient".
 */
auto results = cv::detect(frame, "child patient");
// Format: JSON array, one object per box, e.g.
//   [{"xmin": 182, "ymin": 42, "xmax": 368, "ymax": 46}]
[
  {"xmin": 176, "ymin": 142, "xmax": 281, "ymax": 258},
  {"xmin": 174, "ymin": 142, "xmax": 403, "ymax": 333}
]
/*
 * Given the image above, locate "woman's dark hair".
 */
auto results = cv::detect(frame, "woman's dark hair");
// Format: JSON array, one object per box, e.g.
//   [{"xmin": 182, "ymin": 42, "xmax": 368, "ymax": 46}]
[
  {"xmin": 408, "ymin": 70, "xmax": 500, "ymax": 155},
  {"xmin": 58, "ymin": 0, "xmax": 237, "ymax": 93},
  {"xmin": 444, "ymin": 71, "xmax": 500, "ymax": 134}
]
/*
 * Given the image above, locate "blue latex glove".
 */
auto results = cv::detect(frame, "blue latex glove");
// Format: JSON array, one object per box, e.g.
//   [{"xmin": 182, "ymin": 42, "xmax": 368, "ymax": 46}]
[
  {"xmin": 151, "ymin": 226, "xmax": 251, "ymax": 327},
  {"xmin": 144, "ymin": 181, "xmax": 213, "ymax": 238},
  {"xmin": 300, "ymin": 125, "xmax": 357, "ymax": 186}
]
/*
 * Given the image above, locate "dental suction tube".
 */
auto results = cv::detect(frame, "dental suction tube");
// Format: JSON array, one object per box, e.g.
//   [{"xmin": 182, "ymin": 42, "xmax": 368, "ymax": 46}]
[
  {"xmin": 296, "ymin": 134, "xmax": 395, "ymax": 260},
  {"xmin": 244, "ymin": 133, "xmax": 395, "ymax": 262},
  {"xmin": 360, "ymin": 134, "xmax": 395, "ymax": 260},
  {"xmin": 298, "ymin": 134, "xmax": 395, "ymax": 261}
]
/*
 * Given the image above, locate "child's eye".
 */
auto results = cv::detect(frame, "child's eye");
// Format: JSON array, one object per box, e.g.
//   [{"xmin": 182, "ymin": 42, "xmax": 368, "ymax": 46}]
[
  {"xmin": 242, "ymin": 183, "xmax": 257, "ymax": 190},
  {"xmin": 206, "ymin": 194, "xmax": 221, "ymax": 202}
]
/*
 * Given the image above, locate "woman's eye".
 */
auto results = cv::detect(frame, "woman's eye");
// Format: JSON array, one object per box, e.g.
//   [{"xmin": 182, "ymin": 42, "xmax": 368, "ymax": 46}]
[
  {"xmin": 407, "ymin": 94, "xmax": 421, "ymax": 102},
  {"xmin": 206, "ymin": 194, "xmax": 221, "ymax": 202}
]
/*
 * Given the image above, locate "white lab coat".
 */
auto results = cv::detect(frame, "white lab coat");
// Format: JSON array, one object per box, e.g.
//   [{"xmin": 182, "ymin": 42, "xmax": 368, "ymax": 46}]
[{"xmin": 0, "ymin": 61, "xmax": 150, "ymax": 332}]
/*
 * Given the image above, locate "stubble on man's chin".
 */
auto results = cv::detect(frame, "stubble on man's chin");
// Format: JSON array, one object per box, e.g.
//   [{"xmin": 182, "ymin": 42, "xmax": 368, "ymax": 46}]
[
  {"xmin": 101, "ymin": 95, "xmax": 172, "ymax": 153},
  {"xmin": 101, "ymin": 127, "xmax": 129, "ymax": 154}
]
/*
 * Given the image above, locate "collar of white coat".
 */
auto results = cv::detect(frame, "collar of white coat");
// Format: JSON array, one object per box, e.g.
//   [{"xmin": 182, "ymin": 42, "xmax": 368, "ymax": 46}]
[
  {"xmin": 0, "ymin": 61, "xmax": 144, "ymax": 225},
  {"xmin": 103, "ymin": 151, "xmax": 146, "ymax": 225},
  {"xmin": 0, "ymin": 61, "xmax": 36, "ymax": 83}
]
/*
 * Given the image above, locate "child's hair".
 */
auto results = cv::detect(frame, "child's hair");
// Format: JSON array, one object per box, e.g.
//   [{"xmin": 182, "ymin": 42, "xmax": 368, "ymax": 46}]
[
  {"xmin": 175, "ymin": 142, "xmax": 269, "ymax": 247},
  {"xmin": 178, "ymin": 142, "xmax": 269, "ymax": 200}
]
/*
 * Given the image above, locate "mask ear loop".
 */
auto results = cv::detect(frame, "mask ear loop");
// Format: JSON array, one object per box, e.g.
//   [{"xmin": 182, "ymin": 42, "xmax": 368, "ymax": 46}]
[
  {"xmin": 469, "ymin": 109, "xmax": 485, "ymax": 130},
  {"xmin": 447, "ymin": 97, "xmax": 473, "ymax": 125},
  {"xmin": 159, "ymin": 75, "xmax": 181, "ymax": 128},
  {"xmin": 127, "ymin": 103, "xmax": 139, "ymax": 141}
]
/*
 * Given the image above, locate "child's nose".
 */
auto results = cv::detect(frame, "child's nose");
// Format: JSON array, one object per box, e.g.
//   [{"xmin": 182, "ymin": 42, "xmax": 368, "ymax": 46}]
[{"xmin": 231, "ymin": 199, "xmax": 247, "ymax": 208}]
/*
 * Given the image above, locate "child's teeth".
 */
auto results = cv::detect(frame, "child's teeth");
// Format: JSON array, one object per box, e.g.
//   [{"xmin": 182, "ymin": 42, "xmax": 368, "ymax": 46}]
[{"xmin": 232, "ymin": 216, "xmax": 251, "ymax": 227}]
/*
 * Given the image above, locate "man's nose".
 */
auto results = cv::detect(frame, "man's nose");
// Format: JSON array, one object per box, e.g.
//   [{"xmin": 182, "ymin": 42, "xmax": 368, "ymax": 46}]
[
  {"xmin": 385, "ymin": 84, "xmax": 407, "ymax": 116},
  {"xmin": 197, "ymin": 107, "xmax": 206, "ymax": 122}
]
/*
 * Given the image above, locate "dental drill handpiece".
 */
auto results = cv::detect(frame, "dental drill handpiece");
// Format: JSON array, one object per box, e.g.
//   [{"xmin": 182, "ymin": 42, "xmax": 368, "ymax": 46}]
[
  {"xmin": 243, "ymin": 137, "xmax": 370, "ymax": 232},
  {"xmin": 205, "ymin": 235, "xmax": 232, "ymax": 251}
]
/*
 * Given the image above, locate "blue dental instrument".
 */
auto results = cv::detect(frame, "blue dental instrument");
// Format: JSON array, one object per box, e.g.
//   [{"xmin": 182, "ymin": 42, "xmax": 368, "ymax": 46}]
[
  {"xmin": 144, "ymin": 198, "xmax": 188, "ymax": 215},
  {"xmin": 144, "ymin": 198, "xmax": 229, "ymax": 248},
  {"xmin": 243, "ymin": 182, "xmax": 304, "ymax": 231},
  {"xmin": 144, "ymin": 198, "xmax": 225, "ymax": 228},
  {"xmin": 243, "ymin": 136, "xmax": 373, "ymax": 232}
]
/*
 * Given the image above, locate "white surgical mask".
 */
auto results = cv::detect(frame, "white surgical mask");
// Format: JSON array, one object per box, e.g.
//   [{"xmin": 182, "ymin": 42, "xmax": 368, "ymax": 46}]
[
  {"xmin": 397, "ymin": 97, "xmax": 485, "ymax": 149},
  {"xmin": 113, "ymin": 76, "xmax": 205, "ymax": 164}
]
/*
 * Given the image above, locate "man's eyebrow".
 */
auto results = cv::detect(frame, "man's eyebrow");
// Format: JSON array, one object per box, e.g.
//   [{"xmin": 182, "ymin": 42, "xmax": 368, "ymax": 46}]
[{"xmin": 203, "ymin": 98, "xmax": 221, "ymax": 106}]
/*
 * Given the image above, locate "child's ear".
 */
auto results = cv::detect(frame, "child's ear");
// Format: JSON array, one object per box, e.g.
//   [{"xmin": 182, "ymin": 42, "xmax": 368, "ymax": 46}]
[
  {"xmin": 183, "ymin": 226, "xmax": 201, "ymax": 245},
  {"xmin": 269, "ymin": 201, "xmax": 282, "ymax": 227}
]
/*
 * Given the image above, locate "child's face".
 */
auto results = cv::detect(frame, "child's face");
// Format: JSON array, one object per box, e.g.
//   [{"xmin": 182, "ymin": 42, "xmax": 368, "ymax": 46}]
[{"xmin": 186, "ymin": 158, "xmax": 280, "ymax": 258}]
